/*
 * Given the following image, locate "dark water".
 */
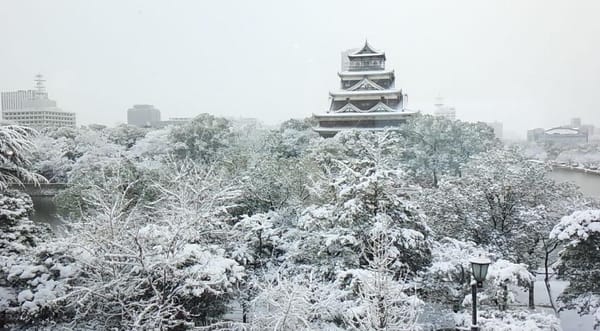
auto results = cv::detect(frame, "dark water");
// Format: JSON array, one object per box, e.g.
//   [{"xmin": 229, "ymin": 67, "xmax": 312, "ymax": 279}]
[
  {"xmin": 30, "ymin": 196, "xmax": 63, "ymax": 230},
  {"xmin": 549, "ymin": 168, "xmax": 600, "ymax": 198}
]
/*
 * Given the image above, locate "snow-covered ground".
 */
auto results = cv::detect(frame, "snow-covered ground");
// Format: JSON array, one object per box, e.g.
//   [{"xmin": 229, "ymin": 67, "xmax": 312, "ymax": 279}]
[{"xmin": 514, "ymin": 272, "xmax": 595, "ymax": 331}]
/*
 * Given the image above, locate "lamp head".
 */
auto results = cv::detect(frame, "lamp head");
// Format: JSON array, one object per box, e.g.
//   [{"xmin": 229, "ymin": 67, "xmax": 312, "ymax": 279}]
[{"xmin": 470, "ymin": 256, "xmax": 491, "ymax": 287}]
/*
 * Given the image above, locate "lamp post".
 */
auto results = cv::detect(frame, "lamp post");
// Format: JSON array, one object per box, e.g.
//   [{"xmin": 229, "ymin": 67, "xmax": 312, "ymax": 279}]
[{"xmin": 470, "ymin": 256, "xmax": 491, "ymax": 331}]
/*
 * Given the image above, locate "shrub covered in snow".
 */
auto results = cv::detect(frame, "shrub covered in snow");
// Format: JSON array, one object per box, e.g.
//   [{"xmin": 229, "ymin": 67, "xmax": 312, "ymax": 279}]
[{"xmin": 0, "ymin": 190, "xmax": 76, "ymax": 329}]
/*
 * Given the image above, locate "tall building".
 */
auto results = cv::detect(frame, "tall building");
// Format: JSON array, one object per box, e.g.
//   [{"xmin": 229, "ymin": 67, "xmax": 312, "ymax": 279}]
[
  {"xmin": 1, "ymin": 75, "xmax": 76, "ymax": 129},
  {"xmin": 313, "ymin": 41, "xmax": 416, "ymax": 137},
  {"xmin": 433, "ymin": 97, "xmax": 456, "ymax": 120},
  {"xmin": 127, "ymin": 104, "xmax": 161, "ymax": 127}
]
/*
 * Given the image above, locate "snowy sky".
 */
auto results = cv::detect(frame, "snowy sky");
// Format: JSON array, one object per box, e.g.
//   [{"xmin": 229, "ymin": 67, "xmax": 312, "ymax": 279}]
[{"xmin": 1, "ymin": 0, "xmax": 599, "ymax": 139}]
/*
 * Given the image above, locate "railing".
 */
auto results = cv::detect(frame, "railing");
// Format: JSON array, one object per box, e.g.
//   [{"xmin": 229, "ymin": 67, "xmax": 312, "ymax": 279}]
[
  {"xmin": 348, "ymin": 64, "xmax": 385, "ymax": 71},
  {"xmin": 8, "ymin": 183, "xmax": 68, "ymax": 197}
]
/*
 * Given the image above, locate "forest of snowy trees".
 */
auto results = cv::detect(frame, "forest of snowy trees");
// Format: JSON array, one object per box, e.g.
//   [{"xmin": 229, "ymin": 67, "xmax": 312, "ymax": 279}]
[{"xmin": 1, "ymin": 114, "xmax": 600, "ymax": 330}]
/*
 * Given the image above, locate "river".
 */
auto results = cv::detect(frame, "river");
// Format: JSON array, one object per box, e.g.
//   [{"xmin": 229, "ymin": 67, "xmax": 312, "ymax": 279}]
[
  {"xmin": 549, "ymin": 167, "xmax": 600, "ymax": 198},
  {"xmin": 30, "ymin": 196, "xmax": 62, "ymax": 230}
]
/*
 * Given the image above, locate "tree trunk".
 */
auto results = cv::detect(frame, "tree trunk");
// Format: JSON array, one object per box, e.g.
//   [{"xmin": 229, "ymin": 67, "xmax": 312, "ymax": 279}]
[
  {"xmin": 242, "ymin": 300, "xmax": 247, "ymax": 323},
  {"xmin": 500, "ymin": 281, "xmax": 508, "ymax": 311},
  {"xmin": 528, "ymin": 280, "xmax": 535, "ymax": 309},
  {"xmin": 544, "ymin": 242, "xmax": 559, "ymax": 314}
]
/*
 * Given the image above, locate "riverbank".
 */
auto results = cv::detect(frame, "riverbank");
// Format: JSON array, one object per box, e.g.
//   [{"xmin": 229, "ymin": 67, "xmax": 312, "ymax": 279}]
[
  {"xmin": 551, "ymin": 163, "xmax": 600, "ymax": 176},
  {"xmin": 549, "ymin": 167, "xmax": 600, "ymax": 198}
]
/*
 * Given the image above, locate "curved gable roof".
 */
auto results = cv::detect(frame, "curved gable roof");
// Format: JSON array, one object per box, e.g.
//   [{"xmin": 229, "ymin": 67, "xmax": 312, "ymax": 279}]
[
  {"xmin": 349, "ymin": 41, "xmax": 385, "ymax": 59},
  {"xmin": 545, "ymin": 127, "xmax": 583, "ymax": 135}
]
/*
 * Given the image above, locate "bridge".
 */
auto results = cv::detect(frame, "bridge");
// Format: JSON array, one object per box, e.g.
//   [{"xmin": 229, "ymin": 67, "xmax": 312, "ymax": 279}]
[{"xmin": 8, "ymin": 183, "xmax": 68, "ymax": 197}]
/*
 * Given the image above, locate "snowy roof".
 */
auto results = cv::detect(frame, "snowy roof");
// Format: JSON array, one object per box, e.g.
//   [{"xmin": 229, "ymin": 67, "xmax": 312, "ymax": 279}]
[
  {"xmin": 348, "ymin": 41, "xmax": 385, "ymax": 58},
  {"xmin": 347, "ymin": 78, "xmax": 385, "ymax": 91},
  {"xmin": 545, "ymin": 127, "xmax": 584, "ymax": 135},
  {"xmin": 332, "ymin": 101, "xmax": 398, "ymax": 114}
]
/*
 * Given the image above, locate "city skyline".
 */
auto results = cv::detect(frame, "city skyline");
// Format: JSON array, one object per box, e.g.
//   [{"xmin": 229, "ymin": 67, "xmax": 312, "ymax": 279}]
[{"xmin": 1, "ymin": 0, "xmax": 599, "ymax": 139}]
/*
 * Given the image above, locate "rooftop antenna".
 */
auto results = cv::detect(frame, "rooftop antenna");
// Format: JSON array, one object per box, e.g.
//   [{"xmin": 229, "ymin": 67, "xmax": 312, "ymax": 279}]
[{"xmin": 34, "ymin": 74, "xmax": 46, "ymax": 98}]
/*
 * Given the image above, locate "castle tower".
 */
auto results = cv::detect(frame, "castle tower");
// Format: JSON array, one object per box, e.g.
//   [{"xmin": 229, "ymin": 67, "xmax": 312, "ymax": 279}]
[{"xmin": 313, "ymin": 41, "xmax": 416, "ymax": 137}]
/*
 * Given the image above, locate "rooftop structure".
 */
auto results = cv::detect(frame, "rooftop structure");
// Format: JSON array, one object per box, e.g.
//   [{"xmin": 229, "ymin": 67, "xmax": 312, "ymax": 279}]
[
  {"xmin": 1, "ymin": 75, "xmax": 76, "ymax": 129},
  {"xmin": 313, "ymin": 41, "xmax": 416, "ymax": 137}
]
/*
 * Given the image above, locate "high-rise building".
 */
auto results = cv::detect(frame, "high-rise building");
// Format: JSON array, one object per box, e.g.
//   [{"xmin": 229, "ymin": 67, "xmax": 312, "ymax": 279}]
[
  {"xmin": 127, "ymin": 104, "xmax": 161, "ymax": 127},
  {"xmin": 313, "ymin": 41, "xmax": 416, "ymax": 137},
  {"xmin": 433, "ymin": 97, "xmax": 456, "ymax": 120},
  {"xmin": 2, "ymin": 75, "xmax": 76, "ymax": 129}
]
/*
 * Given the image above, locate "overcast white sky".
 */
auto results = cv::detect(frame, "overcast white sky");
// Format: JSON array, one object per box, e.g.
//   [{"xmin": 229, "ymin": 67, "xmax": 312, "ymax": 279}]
[{"xmin": 1, "ymin": 0, "xmax": 599, "ymax": 138}]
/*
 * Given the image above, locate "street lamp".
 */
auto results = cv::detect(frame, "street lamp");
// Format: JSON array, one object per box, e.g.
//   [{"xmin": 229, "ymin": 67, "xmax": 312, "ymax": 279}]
[{"xmin": 470, "ymin": 256, "xmax": 491, "ymax": 331}]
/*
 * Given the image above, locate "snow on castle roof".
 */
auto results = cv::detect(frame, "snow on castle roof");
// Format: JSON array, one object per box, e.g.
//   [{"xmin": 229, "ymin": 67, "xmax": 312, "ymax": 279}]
[{"xmin": 348, "ymin": 41, "xmax": 385, "ymax": 58}]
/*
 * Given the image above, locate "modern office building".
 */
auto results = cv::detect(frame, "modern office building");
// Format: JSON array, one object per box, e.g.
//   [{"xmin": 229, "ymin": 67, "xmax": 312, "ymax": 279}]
[
  {"xmin": 313, "ymin": 42, "xmax": 416, "ymax": 137},
  {"xmin": 127, "ymin": 104, "xmax": 161, "ymax": 127},
  {"xmin": 1, "ymin": 75, "xmax": 76, "ymax": 129}
]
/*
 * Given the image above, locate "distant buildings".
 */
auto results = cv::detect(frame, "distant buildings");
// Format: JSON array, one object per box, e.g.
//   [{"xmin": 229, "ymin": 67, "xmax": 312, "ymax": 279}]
[
  {"xmin": 126, "ymin": 104, "xmax": 193, "ymax": 128},
  {"xmin": 1, "ymin": 75, "xmax": 76, "ymax": 129},
  {"xmin": 433, "ymin": 97, "xmax": 456, "ymax": 121},
  {"xmin": 127, "ymin": 104, "xmax": 161, "ymax": 127},
  {"xmin": 154, "ymin": 117, "xmax": 192, "ymax": 128},
  {"xmin": 487, "ymin": 121, "xmax": 503, "ymax": 139},
  {"xmin": 527, "ymin": 118, "xmax": 590, "ymax": 145},
  {"xmin": 313, "ymin": 41, "xmax": 416, "ymax": 137}
]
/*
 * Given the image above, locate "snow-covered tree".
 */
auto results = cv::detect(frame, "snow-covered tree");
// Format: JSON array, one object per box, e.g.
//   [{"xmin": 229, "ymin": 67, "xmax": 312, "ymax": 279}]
[
  {"xmin": 248, "ymin": 273, "xmax": 342, "ymax": 330},
  {"xmin": 420, "ymin": 148, "xmax": 582, "ymax": 266},
  {"xmin": 401, "ymin": 114, "xmax": 499, "ymax": 187},
  {"xmin": 424, "ymin": 238, "xmax": 534, "ymax": 312},
  {"xmin": 50, "ymin": 163, "xmax": 245, "ymax": 329},
  {"xmin": 551, "ymin": 209, "xmax": 600, "ymax": 329},
  {"xmin": 336, "ymin": 215, "xmax": 422, "ymax": 331},
  {"xmin": 170, "ymin": 113, "xmax": 234, "ymax": 163},
  {"xmin": 107, "ymin": 124, "xmax": 148, "ymax": 149},
  {"xmin": 0, "ymin": 125, "xmax": 46, "ymax": 189}
]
